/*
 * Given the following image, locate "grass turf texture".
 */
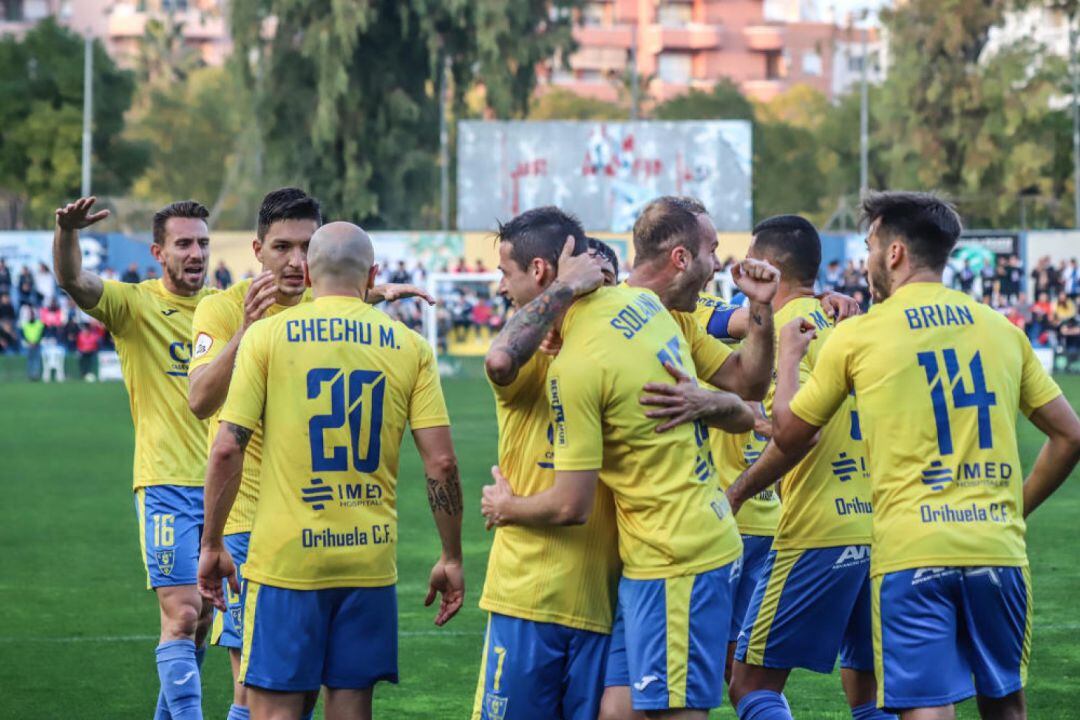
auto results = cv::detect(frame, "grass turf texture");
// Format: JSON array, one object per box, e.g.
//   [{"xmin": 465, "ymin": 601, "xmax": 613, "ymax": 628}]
[{"xmin": 0, "ymin": 374, "xmax": 1078, "ymax": 719}]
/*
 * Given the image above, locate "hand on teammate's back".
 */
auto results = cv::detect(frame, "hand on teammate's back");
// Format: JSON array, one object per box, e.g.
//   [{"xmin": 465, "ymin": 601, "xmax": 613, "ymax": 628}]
[
  {"xmin": 819, "ymin": 291, "xmax": 861, "ymax": 323},
  {"xmin": 539, "ymin": 328, "xmax": 562, "ymax": 356},
  {"xmin": 242, "ymin": 271, "xmax": 278, "ymax": 330},
  {"xmin": 425, "ymin": 557, "xmax": 465, "ymax": 626},
  {"xmin": 779, "ymin": 317, "xmax": 816, "ymax": 359},
  {"xmin": 555, "ymin": 236, "xmax": 604, "ymax": 298},
  {"xmin": 55, "ymin": 196, "xmax": 110, "ymax": 231},
  {"xmin": 732, "ymin": 258, "xmax": 781, "ymax": 305},
  {"xmin": 196, "ymin": 544, "xmax": 240, "ymax": 612}
]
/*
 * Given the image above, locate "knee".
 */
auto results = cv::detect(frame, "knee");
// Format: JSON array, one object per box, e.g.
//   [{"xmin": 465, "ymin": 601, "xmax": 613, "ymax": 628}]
[{"xmin": 164, "ymin": 602, "xmax": 201, "ymax": 639}]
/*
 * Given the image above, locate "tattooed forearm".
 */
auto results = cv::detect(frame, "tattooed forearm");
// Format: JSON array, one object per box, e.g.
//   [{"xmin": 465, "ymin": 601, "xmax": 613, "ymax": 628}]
[
  {"xmin": 224, "ymin": 421, "xmax": 253, "ymax": 450},
  {"xmin": 427, "ymin": 466, "xmax": 464, "ymax": 517},
  {"xmin": 487, "ymin": 281, "xmax": 574, "ymax": 383}
]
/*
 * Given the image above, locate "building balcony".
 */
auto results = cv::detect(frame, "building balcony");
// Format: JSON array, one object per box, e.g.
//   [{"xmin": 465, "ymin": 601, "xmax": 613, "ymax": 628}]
[
  {"xmin": 743, "ymin": 24, "xmax": 784, "ymax": 52},
  {"xmin": 573, "ymin": 24, "xmax": 634, "ymax": 49},
  {"xmin": 107, "ymin": 9, "xmax": 227, "ymax": 40},
  {"xmin": 569, "ymin": 45, "xmax": 629, "ymax": 72},
  {"xmin": 647, "ymin": 23, "xmax": 724, "ymax": 51},
  {"xmin": 741, "ymin": 78, "xmax": 785, "ymax": 102}
]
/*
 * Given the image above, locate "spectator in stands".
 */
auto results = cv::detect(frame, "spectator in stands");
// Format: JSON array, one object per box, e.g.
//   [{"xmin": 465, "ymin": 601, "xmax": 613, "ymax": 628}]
[
  {"xmin": 823, "ymin": 260, "xmax": 842, "ymax": 292},
  {"xmin": 16, "ymin": 266, "xmax": 35, "ymax": 307},
  {"xmin": 62, "ymin": 313, "xmax": 80, "ymax": 351},
  {"xmin": 214, "ymin": 260, "xmax": 233, "ymax": 289},
  {"xmin": 957, "ymin": 260, "xmax": 975, "ymax": 295},
  {"xmin": 1059, "ymin": 315, "xmax": 1080, "ymax": 367},
  {"xmin": 389, "ymin": 260, "xmax": 412, "ymax": 285},
  {"xmin": 1066, "ymin": 258, "xmax": 1080, "ymax": 300},
  {"xmin": 145, "ymin": 267, "xmax": 158, "ymax": 279},
  {"xmin": 21, "ymin": 308, "xmax": 44, "ymax": 381},
  {"xmin": 471, "ymin": 297, "xmax": 493, "ymax": 339},
  {"xmin": 453, "ymin": 257, "xmax": 471, "ymax": 273},
  {"xmin": 0, "ymin": 292, "xmax": 16, "ymax": 354},
  {"xmin": 413, "ymin": 261, "xmax": 428, "ymax": 282},
  {"xmin": 121, "ymin": 262, "xmax": 141, "ymax": 283},
  {"xmin": 475, "ymin": 258, "xmax": 488, "ymax": 274},
  {"xmin": 1054, "ymin": 294, "xmax": 1077, "ymax": 330},
  {"xmin": 0, "ymin": 259, "xmax": 10, "ymax": 296},
  {"xmin": 76, "ymin": 322, "xmax": 105, "ymax": 380},
  {"xmin": 39, "ymin": 297, "xmax": 64, "ymax": 340},
  {"xmin": 33, "ymin": 262, "xmax": 54, "ymax": 306},
  {"xmin": 1007, "ymin": 255, "xmax": 1024, "ymax": 302},
  {"xmin": 1032, "ymin": 292, "xmax": 1055, "ymax": 346}
]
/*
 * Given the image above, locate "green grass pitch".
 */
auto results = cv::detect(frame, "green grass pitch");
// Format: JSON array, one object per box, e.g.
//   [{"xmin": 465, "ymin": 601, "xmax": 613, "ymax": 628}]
[{"xmin": 1, "ymin": 374, "xmax": 1078, "ymax": 719}]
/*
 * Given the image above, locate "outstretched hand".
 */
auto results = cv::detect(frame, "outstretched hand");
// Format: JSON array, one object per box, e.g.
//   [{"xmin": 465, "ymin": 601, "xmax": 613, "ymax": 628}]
[{"xmin": 56, "ymin": 196, "xmax": 110, "ymax": 231}]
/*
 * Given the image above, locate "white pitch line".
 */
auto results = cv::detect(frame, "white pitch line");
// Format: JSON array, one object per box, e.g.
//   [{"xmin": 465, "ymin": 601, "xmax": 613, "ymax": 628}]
[
  {"xmin": 3, "ymin": 624, "xmax": 1080, "ymax": 645},
  {"xmin": 0, "ymin": 630, "xmax": 482, "ymax": 644}
]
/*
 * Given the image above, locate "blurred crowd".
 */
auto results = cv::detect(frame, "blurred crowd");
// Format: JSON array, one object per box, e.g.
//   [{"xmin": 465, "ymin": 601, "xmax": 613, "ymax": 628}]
[{"xmin": 7, "ymin": 250, "xmax": 1080, "ymax": 381}]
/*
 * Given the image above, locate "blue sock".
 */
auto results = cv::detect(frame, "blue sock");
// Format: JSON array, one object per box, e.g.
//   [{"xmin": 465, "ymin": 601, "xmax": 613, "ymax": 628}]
[
  {"xmin": 226, "ymin": 705, "xmax": 250, "ymax": 720},
  {"xmin": 155, "ymin": 639, "xmax": 203, "ymax": 720},
  {"xmin": 195, "ymin": 644, "xmax": 206, "ymax": 668},
  {"xmin": 852, "ymin": 700, "xmax": 897, "ymax": 720},
  {"xmin": 736, "ymin": 689, "xmax": 793, "ymax": 720},
  {"xmin": 154, "ymin": 690, "xmax": 172, "ymax": 720}
]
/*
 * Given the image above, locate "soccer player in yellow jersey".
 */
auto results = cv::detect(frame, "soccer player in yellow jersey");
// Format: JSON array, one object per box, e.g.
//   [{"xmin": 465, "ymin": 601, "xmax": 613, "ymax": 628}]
[
  {"xmin": 53, "ymin": 196, "xmax": 217, "ymax": 720},
  {"xmin": 188, "ymin": 189, "xmax": 436, "ymax": 720},
  {"xmin": 769, "ymin": 192, "xmax": 1080, "ymax": 719},
  {"xmin": 711, "ymin": 215, "xmax": 889, "ymax": 720},
  {"xmin": 197, "ymin": 222, "xmax": 465, "ymax": 720},
  {"xmin": 473, "ymin": 208, "xmax": 618, "ymax": 720}
]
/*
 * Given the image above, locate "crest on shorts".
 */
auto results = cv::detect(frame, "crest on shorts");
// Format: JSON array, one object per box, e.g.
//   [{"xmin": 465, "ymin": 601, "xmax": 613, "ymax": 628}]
[
  {"xmin": 155, "ymin": 549, "xmax": 175, "ymax": 576},
  {"xmin": 484, "ymin": 693, "xmax": 508, "ymax": 720},
  {"xmin": 229, "ymin": 606, "xmax": 243, "ymax": 629}
]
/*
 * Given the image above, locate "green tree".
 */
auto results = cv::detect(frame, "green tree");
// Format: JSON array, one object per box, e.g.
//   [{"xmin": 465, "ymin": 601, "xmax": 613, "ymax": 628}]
[
  {"xmin": 0, "ymin": 18, "xmax": 145, "ymax": 228},
  {"xmin": 528, "ymin": 88, "xmax": 627, "ymax": 120},
  {"xmin": 229, "ymin": 0, "xmax": 582, "ymax": 228},
  {"xmin": 875, "ymin": 0, "xmax": 1072, "ymax": 227}
]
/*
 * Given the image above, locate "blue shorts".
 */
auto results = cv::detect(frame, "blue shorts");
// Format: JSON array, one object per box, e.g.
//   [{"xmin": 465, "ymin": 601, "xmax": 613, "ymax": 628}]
[
  {"xmin": 239, "ymin": 581, "xmax": 399, "ymax": 692},
  {"xmin": 736, "ymin": 545, "xmax": 873, "ymax": 674},
  {"xmin": 210, "ymin": 532, "xmax": 250, "ymax": 649},
  {"xmin": 615, "ymin": 563, "xmax": 735, "ymax": 711},
  {"xmin": 471, "ymin": 613, "xmax": 610, "ymax": 720},
  {"xmin": 874, "ymin": 566, "xmax": 1031, "ymax": 711},
  {"xmin": 134, "ymin": 485, "xmax": 204, "ymax": 589},
  {"xmin": 730, "ymin": 535, "xmax": 774, "ymax": 643}
]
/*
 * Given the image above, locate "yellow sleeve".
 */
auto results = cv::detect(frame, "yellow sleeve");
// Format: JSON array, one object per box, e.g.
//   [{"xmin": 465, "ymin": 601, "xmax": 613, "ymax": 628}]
[
  {"xmin": 789, "ymin": 323, "xmax": 853, "ymax": 428},
  {"xmin": 190, "ymin": 294, "xmax": 236, "ymax": 373},
  {"xmin": 84, "ymin": 280, "xmax": 137, "ymax": 336},
  {"xmin": 408, "ymin": 335, "xmax": 450, "ymax": 430},
  {"xmin": 219, "ymin": 324, "xmax": 269, "ymax": 431},
  {"xmin": 1017, "ymin": 328, "xmax": 1062, "ymax": 416},
  {"xmin": 676, "ymin": 311, "xmax": 733, "ymax": 381},
  {"xmin": 548, "ymin": 350, "xmax": 604, "ymax": 472},
  {"xmin": 489, "ymin": 353, "xmax": 546, "ymax": 403}
]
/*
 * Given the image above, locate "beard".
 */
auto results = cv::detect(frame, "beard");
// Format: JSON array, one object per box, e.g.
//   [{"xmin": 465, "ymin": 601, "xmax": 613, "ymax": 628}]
[{"xmin": 868, "ymin": 260, "xmax": 890, "ymax": 303}]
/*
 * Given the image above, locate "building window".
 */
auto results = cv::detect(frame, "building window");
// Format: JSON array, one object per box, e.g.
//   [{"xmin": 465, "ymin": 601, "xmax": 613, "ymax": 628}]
[
  {"xmin": 658, "ymin": 52, "xmax": 692, "ymax": 83},
  {"xmin": 582, "ymin": 2, "xmax": 605, "ymax": 26},
  {"xmin": 657, "ymin": 2, "xmax": 693, "ymax": 27},
  {"xmin": 765, "ymin": 50, "xmax": 782, "ymax": 80},
  {"xmin": 2, "ymin": 0, "xmax": 24, "ymax": 21},
  {"xmin": 802, "ymin": 50, "xmax": 822, "ymax": 76}
]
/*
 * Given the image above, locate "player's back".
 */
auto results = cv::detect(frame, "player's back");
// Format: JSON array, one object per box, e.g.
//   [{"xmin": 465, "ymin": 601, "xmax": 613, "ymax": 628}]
[
  {"xmin": 770, "ymin": 297, "xmax": 871, "ymax": 549},
  {"xmin": 810, "ymin": 282, "xmax": 1061, "ymax": 575},
  {"xmin": 550, "ymin": 285, "xmax": 743, "ymax": 580},
  {"xmin": 225, "ymin": 295, "xmax": 448, "ymax": 590}
]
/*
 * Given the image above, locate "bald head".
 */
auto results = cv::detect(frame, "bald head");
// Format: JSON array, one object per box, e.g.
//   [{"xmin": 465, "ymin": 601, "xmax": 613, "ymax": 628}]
[{"xmin": 307, "ymin": 221, "xmax": 375, "ymax": 289}]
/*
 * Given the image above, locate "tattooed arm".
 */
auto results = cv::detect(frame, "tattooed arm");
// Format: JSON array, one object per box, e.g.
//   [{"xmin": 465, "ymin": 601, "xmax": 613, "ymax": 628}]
[
  {"xmin": 197, "ymin": 421, "xmax": 251, "ymax": 609},
  {"xmin": 412, "ymin": 425, "xmax": 465, "ymax": 626},
  {"xmin": 485, "ymin": 237, "xmax": 602, "ymax": 386}
]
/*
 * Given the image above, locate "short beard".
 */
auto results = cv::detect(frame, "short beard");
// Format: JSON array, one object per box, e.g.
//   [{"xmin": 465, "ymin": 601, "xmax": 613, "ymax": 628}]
[{"xmin": 869, "ymin": 265, "xmax": 890, "ymax": 303}]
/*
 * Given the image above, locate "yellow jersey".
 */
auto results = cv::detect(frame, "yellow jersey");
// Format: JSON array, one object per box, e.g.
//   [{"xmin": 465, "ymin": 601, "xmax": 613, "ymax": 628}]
[
  {"xmin": 86, "ymin": 279, "xmax": 216, "ymax": 489},
  {"xmin": 480, "ymin": 353, "xmax": 621, "ymax": 634},
  {"xmin": 549, "ymin": 286, "xmax": 743, "ymax": 580},
  {"xmin": 692, "ymin": 292, "xmax": 782, "ymax": 535},
  {"xmin": 219, "ymin": 295, "xmax": 450, "ymax": 590},
  {"xmin": 769, "ymin": 297, "xmax": 872, "ymax": 549},
  {"xmin": 789, "ymin": 283, "xmax": 1062, "ymax": 576},
  {"xmin": 190, "ymin": 279, "xmax": 313, "ymax": 535}
]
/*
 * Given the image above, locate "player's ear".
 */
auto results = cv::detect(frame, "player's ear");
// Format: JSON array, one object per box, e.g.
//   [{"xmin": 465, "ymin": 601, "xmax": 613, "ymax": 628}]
[
  {"xmin": 252, "ymin": 237, "xmax": 263, "ymax": 264},
  {"xmin": 149, "ymin": 241, "xmax": 163, "ymax": 263},
  {"xmin": 670, "ymin": 244, "xmax": 689, "ymax": 271},
  {"xmin": 366, "ymin": 264, "xmax": 378, "ymax": 291},
  {"xmin": 889, "ymin": 240, "xmax": 905, "ymax": 270}
]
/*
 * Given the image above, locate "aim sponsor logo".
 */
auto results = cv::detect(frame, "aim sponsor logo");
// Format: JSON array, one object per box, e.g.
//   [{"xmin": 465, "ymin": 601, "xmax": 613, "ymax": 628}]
[{"xmin": 833, "ymin": 545, "xmax": 869, "ymax": 569}]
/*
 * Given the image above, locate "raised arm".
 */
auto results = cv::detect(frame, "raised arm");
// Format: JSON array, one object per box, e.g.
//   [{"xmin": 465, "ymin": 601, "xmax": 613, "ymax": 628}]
[
  {"xmin": 1022, "ymin": 396, "xmax": 1080, "ymax": 517},
  {"xmin": 707, "ymin": 259, "xmax": 778, "ymax": 400},
  {"xmin": 196, "ymin": 422, "xmax": 249, "ymax": 610},
  {"xmin": 53, "ymin": 197, "xmax": 108, "ymax": 310},
  {"xmin": 188, "ymin": 272, "xmax": 278, "ymax": 419},
  {"xmin": 485, "ymin": 238, "xmax": 602, "ymax": 386},
  {"xmin": 771, "ymin": 318, "xmax": 822, "ymax": 455},
  {"xmin": 411, "ymin": 425, "xmax": 465, "ymax": 626},
  {"xmin": 481, "ymin": 466, "xmax": 598, "ymax": 527}
]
